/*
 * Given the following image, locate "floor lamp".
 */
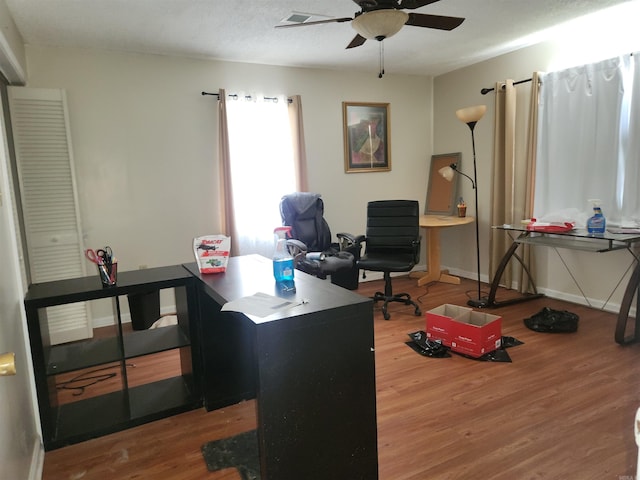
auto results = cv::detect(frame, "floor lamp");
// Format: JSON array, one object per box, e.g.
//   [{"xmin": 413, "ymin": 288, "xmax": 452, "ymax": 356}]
[{"xmin": 440, "ymin": 105, "xmax": 487, "ymax": 308}]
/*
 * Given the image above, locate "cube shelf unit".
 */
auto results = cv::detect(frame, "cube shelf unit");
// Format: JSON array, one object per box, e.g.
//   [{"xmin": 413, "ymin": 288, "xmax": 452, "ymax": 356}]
[{"xmin": 24, "ymin": 265, "xmax": 201, "ymax": 450}]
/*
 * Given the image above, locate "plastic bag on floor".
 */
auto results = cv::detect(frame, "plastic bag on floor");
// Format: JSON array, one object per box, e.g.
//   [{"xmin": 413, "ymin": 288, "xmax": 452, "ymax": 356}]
[
  {"xmin": 524, "ymin": 307, "xmax": 578, "ymax": 333},
  {"xmin": 406, "ymin": 331, "xmax": 451, "ymax": 358}
]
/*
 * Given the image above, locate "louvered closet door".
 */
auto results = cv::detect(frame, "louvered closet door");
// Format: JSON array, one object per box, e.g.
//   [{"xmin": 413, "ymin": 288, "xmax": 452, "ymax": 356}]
[{"xmin": 9, "ymin": 87, "xmax": 92, "ymax": 345}]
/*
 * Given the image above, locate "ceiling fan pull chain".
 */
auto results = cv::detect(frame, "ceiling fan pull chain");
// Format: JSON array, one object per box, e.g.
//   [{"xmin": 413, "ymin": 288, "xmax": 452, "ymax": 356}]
[{"xmin": 379, "ymin": 41, "xmax": 385, "ymax": 79}]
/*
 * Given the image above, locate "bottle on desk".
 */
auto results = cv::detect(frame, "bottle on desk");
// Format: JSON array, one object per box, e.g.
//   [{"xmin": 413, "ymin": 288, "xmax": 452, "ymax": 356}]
[
  {"xmin": 587, "ymin": 199, "xmax": 606, "ymax": 234},
  {"xmin": 273, "ymin": 226, "xmax": 296, "ymax": 293}
]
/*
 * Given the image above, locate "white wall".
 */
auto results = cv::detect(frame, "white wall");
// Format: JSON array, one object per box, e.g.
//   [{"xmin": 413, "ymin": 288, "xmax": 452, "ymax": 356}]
[
  {"xmin": 23, "ymin": 46, "xmax": 433, "ymax": 297},
  {"xmin": 20, "ymin": 1, "xmax": 640, "ymax": 316},
  {"xmin": 433, "ymin": 14, "xmax": 640, "ymax": 312},
  {"xmin": 0, "ymin": 5, "xmax": 41, "ymax": 476},
  {"xmin": 0, "ymin": 92, "xmax": 42, "ymax": 479},
  {"xmin": 0, "ymin": 0, "xmax": 26, "ymax": 83},
  {"xmin": 21, "ymin": 46, "xmax": 432, "ymax": 317}
]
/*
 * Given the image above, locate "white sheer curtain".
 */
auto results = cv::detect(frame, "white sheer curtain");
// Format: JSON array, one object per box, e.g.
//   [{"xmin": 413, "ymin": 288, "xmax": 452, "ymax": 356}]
[
  {"xmin": 535, "ymin": 53, "xmax": 640, "ymax": 227},
  {"xmin": 225, "ymin": 93, "xmax": 297, "ymax": 257}
]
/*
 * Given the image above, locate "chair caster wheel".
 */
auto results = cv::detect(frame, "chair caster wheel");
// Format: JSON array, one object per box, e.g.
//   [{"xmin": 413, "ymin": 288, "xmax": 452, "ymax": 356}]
[{"xmin": 383, "ymin": 310, "xmax": 390, "ymax": 320}]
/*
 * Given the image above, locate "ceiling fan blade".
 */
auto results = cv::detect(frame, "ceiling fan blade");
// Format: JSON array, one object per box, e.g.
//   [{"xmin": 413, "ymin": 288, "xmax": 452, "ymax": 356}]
[
  {"xmin": 399, "ymin": 0, "xmax": 441, "ymax": 9},
  {"xmin": 406, "ymin": 12, "xmax": 464, "ymax": 30},
  {"xmin": 346, "ymin": 34, "xmax": 367, "ymax": 49},
  {"xmin": 352, "ymin": 0, "xmax": 378, "ymax": 8},
  {"xmin": 275, "ymin": 17, "xmax": 352, "ymax": 29}
]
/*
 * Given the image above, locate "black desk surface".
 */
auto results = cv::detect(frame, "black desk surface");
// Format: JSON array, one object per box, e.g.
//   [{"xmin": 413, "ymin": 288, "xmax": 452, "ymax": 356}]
[{"xmin": 184, "ymin": 254, "xmax": 371, "ymax": 324}]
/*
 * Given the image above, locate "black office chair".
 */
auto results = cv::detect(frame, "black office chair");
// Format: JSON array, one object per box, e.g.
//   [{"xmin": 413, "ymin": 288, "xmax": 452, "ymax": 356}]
[
  {"xmin": 280, "ymin": 192, "xmax": 363, "ymax": 290},
  {"xmin": 358, "ymin": 200, "xmax": 422, "ymax": 320}
]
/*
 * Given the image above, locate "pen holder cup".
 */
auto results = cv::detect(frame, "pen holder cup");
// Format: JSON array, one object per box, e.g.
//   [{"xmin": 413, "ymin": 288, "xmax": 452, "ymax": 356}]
[
  {"xmin": 457, "ymin": 205, "xmax": 467, "ymax": 218},
  {"xmin": 98, "ymin": 262, "xmax": 117, "ymax": 287}
]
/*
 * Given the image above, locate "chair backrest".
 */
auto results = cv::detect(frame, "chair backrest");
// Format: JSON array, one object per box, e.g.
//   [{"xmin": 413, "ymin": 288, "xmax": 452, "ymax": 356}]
[
  {"xmin": 365, "ymin": 200, "xmax": 420, "ymax": 260},
  {"xmin": 280, "ymin": 192, "xmax": 332, "ymax": 251}
]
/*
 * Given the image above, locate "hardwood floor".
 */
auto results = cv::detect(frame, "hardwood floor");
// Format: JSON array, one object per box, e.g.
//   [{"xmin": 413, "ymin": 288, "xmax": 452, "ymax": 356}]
[{"xmin": 43, "ymin": 276, "xmax": 640, "ymax": 479}]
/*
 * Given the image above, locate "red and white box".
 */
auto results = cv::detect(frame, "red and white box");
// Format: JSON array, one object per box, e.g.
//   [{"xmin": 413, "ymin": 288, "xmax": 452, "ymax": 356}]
[
  {"xmin": 425, "ymin": 304, "xmax": 472, "ymax": 346},
  {"xmin": 193, "ymin": 235, "xmax": 231, "ymax": 273},
  {"xmin": 450, "ymin": 311, "xmax": 502, "ymax": 358}
]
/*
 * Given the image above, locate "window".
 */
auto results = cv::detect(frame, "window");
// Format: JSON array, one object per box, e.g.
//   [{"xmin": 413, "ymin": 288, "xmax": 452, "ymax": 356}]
[
  {"xmin": 535, "ymin": 52, "xmax": 640, "ymax": 227},
  {"xmin": 225, "ymin": 94, "xmax": 298, "ymax": 256}
]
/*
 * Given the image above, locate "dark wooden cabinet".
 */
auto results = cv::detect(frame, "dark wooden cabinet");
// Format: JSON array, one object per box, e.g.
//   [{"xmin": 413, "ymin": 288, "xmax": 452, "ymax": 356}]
[
  {"xmin": 24, "ymin": 265, "xmax": 201, "ymax": 450},
  {"xmin": 185, "ymin": 255, "xmax": 379, "ymax": 479},
  {"xmin": 26, "ymin": 256, "xmax": 379, "ymax": 477}
]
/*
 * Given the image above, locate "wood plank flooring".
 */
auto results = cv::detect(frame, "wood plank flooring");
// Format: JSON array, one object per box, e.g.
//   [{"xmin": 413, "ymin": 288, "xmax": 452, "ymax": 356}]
[{"xmin": 43, "ymin": 276, "xmax": 640, "ymax": 480}]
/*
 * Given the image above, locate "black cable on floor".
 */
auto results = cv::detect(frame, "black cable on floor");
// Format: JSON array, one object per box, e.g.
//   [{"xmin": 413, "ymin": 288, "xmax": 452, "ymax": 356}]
[{"xmin": 56, "ymin": 363, "xmax": 136, "ymax": 396}]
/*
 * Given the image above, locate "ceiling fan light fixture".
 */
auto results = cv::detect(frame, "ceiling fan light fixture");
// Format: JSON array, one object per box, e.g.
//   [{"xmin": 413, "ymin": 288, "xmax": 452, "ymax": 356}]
[{"xmin": 352, "ymin": 10, "xmax": 409, "ymax": 40}]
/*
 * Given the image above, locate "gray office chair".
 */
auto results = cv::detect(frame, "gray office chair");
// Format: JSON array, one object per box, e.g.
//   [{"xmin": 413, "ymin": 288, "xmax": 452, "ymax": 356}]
[
  {"xmin": 280, "ymin": 192, "xmax": 363, "ymax": 290},
  {"xmin": 358, "ymin": 200, "xmax": 422, "ymax": 320}
]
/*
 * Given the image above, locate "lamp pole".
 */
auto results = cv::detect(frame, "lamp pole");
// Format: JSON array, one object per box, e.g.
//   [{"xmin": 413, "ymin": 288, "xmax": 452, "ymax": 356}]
[
  {"xmin": 455, "ymin": 104, "xmax": 488, "ymax": 308},
  {"xmin": 466, "ymin": 121, "xmax": 486, "ymax": 308}
]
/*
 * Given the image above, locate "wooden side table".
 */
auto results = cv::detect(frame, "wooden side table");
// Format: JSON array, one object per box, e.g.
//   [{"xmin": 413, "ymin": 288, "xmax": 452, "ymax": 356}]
[{"xmin": 411, "ymin": 214, "xmax": 474, "ymax": 286}]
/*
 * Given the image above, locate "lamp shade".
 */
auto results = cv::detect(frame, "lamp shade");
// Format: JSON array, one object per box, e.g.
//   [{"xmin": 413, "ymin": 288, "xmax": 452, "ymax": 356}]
[
  {"xmin": 352, "ymin": 10, "xmax": 409, "ymax": 40},
  {"xmin": 455, "ymin": 105, "xmax": 487, "ymax": 124},
  {"xmin": 438, "ymin": 165, "xmax": 455, "ymax": 182}
]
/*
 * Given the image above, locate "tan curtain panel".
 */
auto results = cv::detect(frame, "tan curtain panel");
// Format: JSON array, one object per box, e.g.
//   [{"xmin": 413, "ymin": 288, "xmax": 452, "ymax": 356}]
[
  {"xmin": 289, "ymin": 95, "xmax": 309, "ymax": 192},
  {"xmin": 217, "ymin": 88, "xmax": 240, "ymax": 256},
  {"xmin": 489, "ymin": 74, "xmax": 540, "ymax": 293}
]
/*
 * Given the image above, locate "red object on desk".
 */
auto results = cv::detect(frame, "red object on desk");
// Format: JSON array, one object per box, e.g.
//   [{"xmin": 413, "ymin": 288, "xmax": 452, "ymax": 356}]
[{"xmin": 526, "ymin": 219, "xmax": 575, "ymax": 233}]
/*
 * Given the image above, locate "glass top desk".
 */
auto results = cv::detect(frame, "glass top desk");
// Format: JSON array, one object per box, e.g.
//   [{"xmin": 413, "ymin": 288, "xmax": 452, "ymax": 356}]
[{"xmin": 488, "ymin": 224, "xmax": 640, "ymax": 344}]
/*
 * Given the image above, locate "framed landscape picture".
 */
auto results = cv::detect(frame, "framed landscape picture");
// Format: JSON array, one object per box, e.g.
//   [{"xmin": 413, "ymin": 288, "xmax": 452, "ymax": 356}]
[{"xmin": 343, "ymin": 102, "xmax": 391, "ymax": 173}]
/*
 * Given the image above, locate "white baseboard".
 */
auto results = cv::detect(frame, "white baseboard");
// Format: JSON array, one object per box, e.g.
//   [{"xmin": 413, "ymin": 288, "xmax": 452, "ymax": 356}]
[
  {"xmin": 92, "ymin": 268, "xmax": 635, "ymax": 323},
  {"xmin": 93, "ymin": 306, "xmax": 177, "ymax": 329},
  {"xmin": 407, "ymin": 263, "xmax": 637, "ymax": 316},
  {"xmin": 357, "ymin": 264, "xmax": 489, "ymax": 284},
  {"xmin": 442, "ymin": 264, "xmax": 636, "ymax": 317}
]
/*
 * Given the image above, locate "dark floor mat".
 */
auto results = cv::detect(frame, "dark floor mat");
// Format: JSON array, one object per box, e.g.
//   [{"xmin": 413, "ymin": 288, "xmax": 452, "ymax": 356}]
[{"xmin": 201, "ymin": 429, "xmax": 260, "ymax": 480}]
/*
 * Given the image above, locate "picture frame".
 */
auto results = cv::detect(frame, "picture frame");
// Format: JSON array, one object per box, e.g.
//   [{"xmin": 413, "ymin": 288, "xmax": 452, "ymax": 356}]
[
  {"xmin": 342, "ymin": 102, "xmax": 391, "ymax": 173},
  {"xmin": 426, "ymin": 152, "xmax": 461, "ymax": 216}
]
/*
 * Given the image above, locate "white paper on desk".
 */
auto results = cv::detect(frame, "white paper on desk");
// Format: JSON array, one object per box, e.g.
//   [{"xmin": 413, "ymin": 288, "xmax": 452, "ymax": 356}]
[{"xmin": 220, "ymin": 292, "xmax": 299, "ymax": 318}]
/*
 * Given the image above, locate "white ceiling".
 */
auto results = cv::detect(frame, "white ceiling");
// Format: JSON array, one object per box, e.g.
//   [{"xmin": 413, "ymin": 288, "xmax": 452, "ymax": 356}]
[{"xmin": 4, "ymin": 0, "xmax": 636, "ymax": 77}]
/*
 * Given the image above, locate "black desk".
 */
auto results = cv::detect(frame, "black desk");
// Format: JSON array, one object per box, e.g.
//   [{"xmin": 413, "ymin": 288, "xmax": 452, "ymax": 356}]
[
  {"xmin": 185, "ymin": 255, "xmax": 378, "ymax": 479},
  {"xmin": 488, "ymin": 225, "xmax": 640, "ymax": 344}
]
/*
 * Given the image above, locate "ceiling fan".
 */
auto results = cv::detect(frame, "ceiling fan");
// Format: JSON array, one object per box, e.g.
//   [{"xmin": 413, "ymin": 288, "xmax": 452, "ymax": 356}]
[{"xmin": 276, "ymin": 0, "xmax": 465, "ymax": 50}]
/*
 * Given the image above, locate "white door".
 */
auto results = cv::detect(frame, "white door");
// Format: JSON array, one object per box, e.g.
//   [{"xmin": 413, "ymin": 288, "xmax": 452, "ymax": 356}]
[
  {"xmin": 0, "ymin": 89, "xmax": 43, "ymax": 480},
  {"xmin": 8, "ymin": 87, "xmax": 92, "ymax": 344}
]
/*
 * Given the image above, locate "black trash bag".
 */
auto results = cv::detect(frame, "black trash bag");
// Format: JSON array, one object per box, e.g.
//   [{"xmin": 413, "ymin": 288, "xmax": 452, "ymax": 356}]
[
  {"xmin": 501, "ymin": 336, "xmax": 524, "ymax": 348},
  {"xmin": 524, "ymin": 307, "xmax": 579, "ymax": 333},
  {"xmin": 454, "ymin": 348, "xmax": 512, "ymax": 362},
  {"xmin": 406, "ymin": 331, "xmax": 451, "ymax": 358},
  {"xmin": 452, "ymin": 337, "xmax": 523, "ymax": 363}
]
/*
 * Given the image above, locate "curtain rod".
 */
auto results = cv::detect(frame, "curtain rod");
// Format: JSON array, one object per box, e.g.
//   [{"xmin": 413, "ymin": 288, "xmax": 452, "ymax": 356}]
[
  {"xmin": 201, "ymin": 91, "xmax": 292, "ymax": 103},
  {"xmin": 480, "ymin": 53, "xmax": 636, "ymax": 95},
  {"xmin": 480, "ymin": 77, "xmax": 532, "ymax": 95}
]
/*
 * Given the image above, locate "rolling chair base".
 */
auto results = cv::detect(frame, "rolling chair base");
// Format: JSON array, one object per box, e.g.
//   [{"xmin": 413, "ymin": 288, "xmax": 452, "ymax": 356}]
[{"xmin": 372, "ymin": 272, "xmax": 422, "ymax": 320}]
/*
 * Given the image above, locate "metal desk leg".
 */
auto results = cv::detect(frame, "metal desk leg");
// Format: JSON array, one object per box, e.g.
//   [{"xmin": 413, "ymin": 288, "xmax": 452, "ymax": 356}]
[
  {"xmin": 486, "ymin": 237, "xmax": 544, "ymax": 308},
  {"xmin": 615, "ymin": 259, "xmax": 640, "ymax": 345}
]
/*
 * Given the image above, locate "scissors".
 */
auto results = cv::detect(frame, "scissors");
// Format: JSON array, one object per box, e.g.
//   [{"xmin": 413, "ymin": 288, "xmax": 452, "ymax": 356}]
[
  {"xmin": 85, "ymin": 246, "xmax": 114, "ymax": 266},
  {"xmin": 97, "ymin": 246, "xmax": 113, "ymax": 267},
  {"xmin": 85, "ymin": 248, "xmax": 104, "ymax": 265}
]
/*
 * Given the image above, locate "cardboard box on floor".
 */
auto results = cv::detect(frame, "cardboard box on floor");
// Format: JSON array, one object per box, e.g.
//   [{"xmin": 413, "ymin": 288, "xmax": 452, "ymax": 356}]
[
  {"xmin": 426, "ymin": 304, "xmax": 502, "ymax": 358},
  {"xmin": 425, "ymin": 304, "xmax": 471, "ymax": 346},
  {"xmin": 451, "ymin": 310, "xmax": 502, "ymax": 358}
]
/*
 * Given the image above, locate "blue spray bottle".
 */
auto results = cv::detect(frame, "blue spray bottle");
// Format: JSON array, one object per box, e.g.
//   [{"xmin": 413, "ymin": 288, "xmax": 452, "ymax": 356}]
[
  {"xmin": 273, "ymin": 226, "xmax": 296, "ymax": 293},
  {"xmin": 587, "ymin": 199, "xmax": 606, "ymax": 234}
]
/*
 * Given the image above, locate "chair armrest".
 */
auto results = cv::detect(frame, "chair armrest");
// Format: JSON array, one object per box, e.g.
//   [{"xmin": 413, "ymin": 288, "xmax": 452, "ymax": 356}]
[
  {"xmin": 412, "ymin": 236, "xmax": 421, "ymax": 263},
  {"xmin": 286, "ymin": 239, "xmax": 308, "ymax": 256},
  {"xmin": 336, "ymin": 232, "xmax": 366, "ymax": 249}
]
